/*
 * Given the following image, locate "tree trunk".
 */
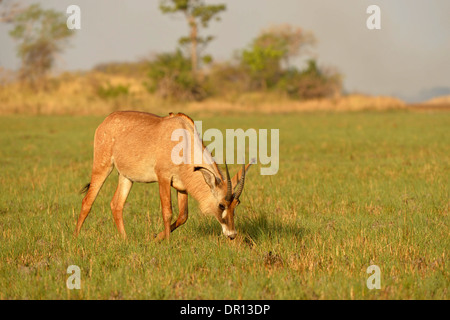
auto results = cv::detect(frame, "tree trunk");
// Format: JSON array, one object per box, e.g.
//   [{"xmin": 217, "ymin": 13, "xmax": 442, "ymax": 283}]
[{"xmin": 189, "ymin": 15, "xmax": 198, "ymax": 75}]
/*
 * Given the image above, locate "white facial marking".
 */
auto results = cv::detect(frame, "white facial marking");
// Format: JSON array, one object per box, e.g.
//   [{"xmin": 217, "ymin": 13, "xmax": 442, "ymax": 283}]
[
  {"xmin": 221, "ymin": 209, "xmax": 227, "ymax": 219},
  {"xmin": 221, "ymin": 223, "xmax": 227, "ymax": 234},
  {"xmin": 221, "ymin": 223, "xmax": 237, "ymax": 238}
]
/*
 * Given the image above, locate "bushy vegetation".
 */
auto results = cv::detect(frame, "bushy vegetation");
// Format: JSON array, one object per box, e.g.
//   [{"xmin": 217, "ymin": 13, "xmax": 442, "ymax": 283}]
[
  {"xmin": 93, "ymin": 61, "xmax": 151, "ymax": 78},
  {"xmin": 144, "ymin": 24, "xmax": 341, "ymax": 102},
  {"xmin": 2, "ymin": 1, "xmax": 342, "ymax": 105},
  {"xmin": 96, "ymin": 83, "xmax": 129, "ymax": 100},
  {"xmin": 277, "ymin": 60, "xmax": 342, "ymax": 100},
  {"xmin": 145, "ymin": 50, "xmax": 206, "ymax": 101}
]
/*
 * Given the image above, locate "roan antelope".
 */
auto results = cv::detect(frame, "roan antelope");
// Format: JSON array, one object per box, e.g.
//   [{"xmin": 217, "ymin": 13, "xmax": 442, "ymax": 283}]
[{"xmin": 75, "ymin": 111, "xmax": 252, "ymax": 240}]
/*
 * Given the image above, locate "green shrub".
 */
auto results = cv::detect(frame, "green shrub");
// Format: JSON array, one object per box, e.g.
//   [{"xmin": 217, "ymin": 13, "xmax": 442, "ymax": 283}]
[
  {"xmin": 203, "ymin": 62, "xmax": 251, "ymax": 97},
  {"xmin": 145, "ymin": 50, "xmax": 206, "ymax": 101},
  {"xmin": 241, "ymin": 43, "xmax": 284, "ymax": 90},
  {"xmin": 274, "ymin": 60, "xmax": 340, "ymax": 99},
  {"xmin": 97, "ymin": 83, "xmax": 129, "ymax": 99}
]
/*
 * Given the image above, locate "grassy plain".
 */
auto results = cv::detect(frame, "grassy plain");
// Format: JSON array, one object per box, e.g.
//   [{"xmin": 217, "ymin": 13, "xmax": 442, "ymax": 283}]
[{"xmin": 0, "ymin": 111, "xmax": 448, "ymax": 299}]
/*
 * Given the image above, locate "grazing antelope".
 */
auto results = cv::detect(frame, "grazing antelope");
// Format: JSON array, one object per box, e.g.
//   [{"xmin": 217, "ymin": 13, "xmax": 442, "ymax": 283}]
[{"xmin": 75, "ymin": 111, "xmax": 252, "ymax": 240}]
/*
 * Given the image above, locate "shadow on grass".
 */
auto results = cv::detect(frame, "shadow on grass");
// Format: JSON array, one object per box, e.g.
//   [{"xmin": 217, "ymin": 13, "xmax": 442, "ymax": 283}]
[{"xmin": 192, "ymin": 212, "xmax": 307, "ymax": 243}]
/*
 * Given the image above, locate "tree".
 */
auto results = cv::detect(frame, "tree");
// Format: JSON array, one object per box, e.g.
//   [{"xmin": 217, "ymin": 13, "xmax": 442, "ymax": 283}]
[
  {"xmin": 9, "ymin": 3, "xmax": 74, "ymax": 84},
  {"xmin": 255, "ymin": 24, "xmax": 316, "ymax": 68},
  {"xmin": 241, "ymin": 42, "xmax": 285, "ymax": 89},
  {"xmin": 241, "ymin": 24, "xmax": 316, "ymax": 90},
  {"xmin": 159, "ymin": 0, "xmax": 226, "ymax": 75}
]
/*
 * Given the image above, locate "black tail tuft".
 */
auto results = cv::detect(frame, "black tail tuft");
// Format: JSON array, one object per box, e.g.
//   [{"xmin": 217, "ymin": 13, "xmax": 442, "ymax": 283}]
[{"xmin": 79, "ymin": 183, "xmax": 90, "ymax": 195}]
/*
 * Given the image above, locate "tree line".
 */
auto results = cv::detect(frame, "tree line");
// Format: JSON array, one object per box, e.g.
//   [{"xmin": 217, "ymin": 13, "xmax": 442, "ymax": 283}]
[{"xmin": 1, "ymin": 0, "xmax": 341, "ymax": 100}]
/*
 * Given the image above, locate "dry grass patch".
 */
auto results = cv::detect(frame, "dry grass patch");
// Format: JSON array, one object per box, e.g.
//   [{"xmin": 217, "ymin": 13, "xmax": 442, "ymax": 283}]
[{"xmin": 0, "ymin": 72, "xmax": 408, "ymax": 115}]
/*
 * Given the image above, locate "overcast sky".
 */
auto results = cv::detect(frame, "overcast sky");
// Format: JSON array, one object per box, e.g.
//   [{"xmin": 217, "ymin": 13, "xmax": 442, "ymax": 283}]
[{"xmin": 1, "ymin": 0, "xmax": 449, "ymax": 102}]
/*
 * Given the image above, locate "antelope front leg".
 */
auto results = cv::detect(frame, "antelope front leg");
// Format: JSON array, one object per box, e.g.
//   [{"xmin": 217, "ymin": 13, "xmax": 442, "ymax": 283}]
[
  {"xmin": 170, "ymin": 191, "xmax": 188, "ymax": 233},
  {"xmin": 155, "ymin": 180, "xmax": 173, "ymax": 241}
]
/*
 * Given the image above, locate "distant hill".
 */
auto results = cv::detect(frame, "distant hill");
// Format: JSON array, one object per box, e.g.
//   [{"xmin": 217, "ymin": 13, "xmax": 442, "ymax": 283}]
[
  {"xmin": 416, "ymin": 87, "xmax": 450, "ymax": 103},
  {"xmin": 423, "ymin": 95, "xmax": 450, "ymax": 105},
  {"xmin": 407, "ymin": 95, "xmax": 450, "ymax": 111}
]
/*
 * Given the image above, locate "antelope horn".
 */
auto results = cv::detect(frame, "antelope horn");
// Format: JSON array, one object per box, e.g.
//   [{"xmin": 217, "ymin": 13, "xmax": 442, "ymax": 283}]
[
  {"xmin": 225, "ymin": 162, "xmax": 233, "ymax": 202},
  {"xmin": 233, "ymin": 163, "xmax": 247, "ymax": 200}
]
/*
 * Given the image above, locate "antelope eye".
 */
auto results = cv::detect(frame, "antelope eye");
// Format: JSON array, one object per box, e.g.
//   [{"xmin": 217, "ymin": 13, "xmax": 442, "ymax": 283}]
[{"xmin": 218, "ymin": 204, "xmax": 226, "ymax": 211}]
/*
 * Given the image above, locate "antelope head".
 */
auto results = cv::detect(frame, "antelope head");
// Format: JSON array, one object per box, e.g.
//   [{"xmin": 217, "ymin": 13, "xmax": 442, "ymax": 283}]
[{"xmin": 194, "ymin": 163, "xmax": 252, "ymax": 240}]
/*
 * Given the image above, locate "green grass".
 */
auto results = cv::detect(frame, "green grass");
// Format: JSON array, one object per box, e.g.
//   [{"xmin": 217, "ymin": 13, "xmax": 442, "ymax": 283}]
[{"xmin": 0, "ymin": 111, "xmax": 448, "ymax": 299}]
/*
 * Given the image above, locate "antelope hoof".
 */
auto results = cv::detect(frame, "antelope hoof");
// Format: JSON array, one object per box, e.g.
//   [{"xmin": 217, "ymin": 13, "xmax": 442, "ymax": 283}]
[{"xmin": 154, "ymin": 231, "xmax": 167, "ymax": 242}]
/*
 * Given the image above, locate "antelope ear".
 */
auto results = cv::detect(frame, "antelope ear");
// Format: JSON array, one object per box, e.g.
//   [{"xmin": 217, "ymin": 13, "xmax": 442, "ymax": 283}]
[
  {"xmin": 231, "ymin": 162, "xmax": 254, "ymax": 191},
  {"xmin": 194, "ymin": 167, "xmax": 222, "ymax": 190}
]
